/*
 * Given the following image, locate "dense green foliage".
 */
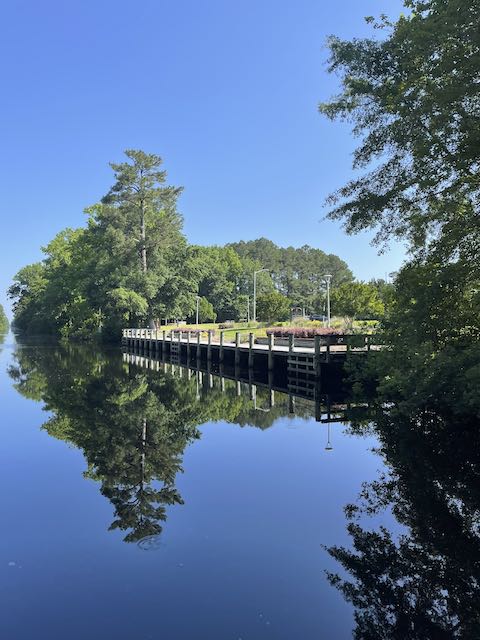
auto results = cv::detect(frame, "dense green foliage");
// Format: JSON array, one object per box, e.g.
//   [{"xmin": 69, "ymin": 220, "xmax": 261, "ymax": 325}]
[
  {"xmin": 0, "ymin": 303, "xmax": 8, "ymax": 333},
  {"xmin": 9, "ymin": 152, "xmax": 355, "ymax": 340},
  {"xmin": 9, "ymin": 151, "xmax": 191, "ymax": 340},
  {"xmin": 321, "ymin": 1, "xmax": 480, "ymax": 633},
  {"xmin": 330, "ymin": 282, "xmax": 385, "ymax": 320},
  {"xmin": 320, "ymin": 0, "xmax": 480, "ymax": 406},
  {"xmin": 255, "ymin": 292, "xmax": 291, "ymax": 323}
]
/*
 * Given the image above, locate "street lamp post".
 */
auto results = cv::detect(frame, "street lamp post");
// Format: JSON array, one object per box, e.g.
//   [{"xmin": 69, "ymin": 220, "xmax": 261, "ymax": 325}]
[
  {"xmin": 324, "ymin": 274, "xmax": 332, "ymax": 328},
  {"xmin": 195, "ymin": 295, "xmax": 201, "ymax": 326},
  {"xmin": 253, "ymin": 268, "xmax": 268, "ymax": 323}
]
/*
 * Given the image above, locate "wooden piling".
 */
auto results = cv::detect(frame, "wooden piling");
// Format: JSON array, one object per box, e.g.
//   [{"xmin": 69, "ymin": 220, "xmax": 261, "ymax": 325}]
[
  {"xmin": 219, "ymin": 331, "xmax": 224, "ymax": 363},
  {"xmin": 268, "ymin": 333, "xmax": 274, "ymax": 370},
  {"xmin": 314, "ymin": 335, "xmax": 321, "ymax": 376},
  {"xmin": 207, "ymin": 330, "xmax": 212, "ymax": 362},
  {"xmin": 235, "ymin": 332, "xmax": 241, "ymax": 366},
  {"xmin": 248, "ymin": 332, "xmax": 254, "ymax": 368}
]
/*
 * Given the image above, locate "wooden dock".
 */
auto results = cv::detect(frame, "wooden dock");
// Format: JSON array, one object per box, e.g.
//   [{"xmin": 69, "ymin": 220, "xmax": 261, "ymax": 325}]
[{"xmin": 122, "ymin": 328, "xmax": 378, "ymax": 374}]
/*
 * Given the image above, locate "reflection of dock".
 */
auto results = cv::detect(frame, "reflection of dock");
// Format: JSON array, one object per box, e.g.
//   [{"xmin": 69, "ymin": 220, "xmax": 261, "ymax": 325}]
[{"xmin": 122, "ymin": 349, "xmax": 369, "ymax": 425}]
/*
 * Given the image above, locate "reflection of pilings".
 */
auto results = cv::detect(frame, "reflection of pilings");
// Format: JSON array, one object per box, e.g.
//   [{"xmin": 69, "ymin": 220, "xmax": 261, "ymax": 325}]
[
  {"xmin": 207, "ymin": 361, "xmax": 214, "ymax": 388},
  {"xmin": 268, "ymin": 370, "xmax": 275, "ymax": 408},
  {"xmin": 288, "ymin": 394, "xmax": 295, "ymax": 414},
  {"xmin": 219, "ymin": 362, "xmax": 225, "ymax": 392},
  {"xmin": 124, "ymin": 347, "xmax": 337, "ymax": 422},
  {"xmin": 248, "ymin": 368, "xmax": 256, "ymax": 401}
]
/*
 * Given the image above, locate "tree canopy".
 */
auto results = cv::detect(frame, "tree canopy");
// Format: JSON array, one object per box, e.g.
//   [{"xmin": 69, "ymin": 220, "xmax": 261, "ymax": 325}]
[
  {"xmin": 319, "ymin": 0, "xmax": 480, "ymax": 257},
  {"xmin": 320, "ymin": 0, "xmax": 480, "ymax": 402},
  {"xmin": 8, "ymin": 151, "xmax": 356, "ymax": 340},
  {"xmin": 256, "ymin": 292, "xmax": 291, "ymax": 323},
  {"xmin": 330, "ymin": 282, "xmax": 385, "ymax": 319}
]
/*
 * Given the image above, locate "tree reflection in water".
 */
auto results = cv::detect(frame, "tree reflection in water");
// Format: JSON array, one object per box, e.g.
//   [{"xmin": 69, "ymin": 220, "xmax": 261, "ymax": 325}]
[
  {"xmin": 326, "ymin": 405, "xmax": 480, "ymax": 639},
  {"xmin": 8, "ymin": 344, "xmax": 315, "ymax": 544}
]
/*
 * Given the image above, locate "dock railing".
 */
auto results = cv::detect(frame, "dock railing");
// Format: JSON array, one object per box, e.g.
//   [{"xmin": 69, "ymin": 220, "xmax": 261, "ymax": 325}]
[{"xmin": 122, "ymin": 328, "xmax": 382, "ymax": 355}]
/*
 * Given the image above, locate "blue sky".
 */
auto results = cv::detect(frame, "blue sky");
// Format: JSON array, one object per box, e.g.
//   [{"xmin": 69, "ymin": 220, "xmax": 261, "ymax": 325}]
[{"xmin": 0, "ymin": 0, "xmax": 405, "ymax": 317}]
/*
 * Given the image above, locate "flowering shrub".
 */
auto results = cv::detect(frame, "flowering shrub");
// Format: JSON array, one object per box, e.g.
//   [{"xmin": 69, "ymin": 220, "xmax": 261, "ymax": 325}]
[
  {"xmin": 219, "ymin": 321, "xmax": 235, "ymax": 329},
  {"xmin": 266, "ymin": 327, "xmax": 343, "ymax": 338}
]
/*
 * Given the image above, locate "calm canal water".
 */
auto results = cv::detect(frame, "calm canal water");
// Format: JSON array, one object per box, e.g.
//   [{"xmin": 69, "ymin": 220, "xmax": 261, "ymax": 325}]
[{"xmin": 2, "ymin": 335, "xmax": 473, "ymax": 639}]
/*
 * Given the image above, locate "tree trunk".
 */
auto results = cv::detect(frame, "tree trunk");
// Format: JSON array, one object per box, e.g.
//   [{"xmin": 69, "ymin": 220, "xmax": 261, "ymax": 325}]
[{"xmin": 140, "ymin": 199, "xmax": 147, "ymax": 273}]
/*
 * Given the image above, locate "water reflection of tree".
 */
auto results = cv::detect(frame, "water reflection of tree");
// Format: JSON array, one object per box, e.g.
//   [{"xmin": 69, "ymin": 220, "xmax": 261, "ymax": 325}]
[
  {"xmin": 9, "ymin": 346, "xmax": 203, "ymax": 542},
  {"xmin": 8, "ymin": 345, "xmax": 314, "ymax": 543},
  {"xmin": 327, "ymin": 406, "xmax": 480, "ymax": 638}
]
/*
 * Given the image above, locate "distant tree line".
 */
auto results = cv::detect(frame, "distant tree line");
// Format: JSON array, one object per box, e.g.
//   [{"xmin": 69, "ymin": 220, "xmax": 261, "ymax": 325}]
[
  {"xmin": 8, "ymin": 150, "xmax": 386, "ymax": 341},
  {"xmin": 0, "ymin": 304, "xmax": 8, "ymax": 333}
]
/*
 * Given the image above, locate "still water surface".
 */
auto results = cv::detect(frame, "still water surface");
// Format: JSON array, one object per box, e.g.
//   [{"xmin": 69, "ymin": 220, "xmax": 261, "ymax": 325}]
[{"xmin": 0, "ymin": 337, "xmax": 438, "ymax": 638}]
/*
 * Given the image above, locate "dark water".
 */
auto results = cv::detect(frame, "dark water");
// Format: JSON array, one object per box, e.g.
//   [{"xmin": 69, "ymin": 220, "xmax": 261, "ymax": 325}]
[{"xmin": 1, "ymin": 337, "xmax": 477, "ymax": 639}]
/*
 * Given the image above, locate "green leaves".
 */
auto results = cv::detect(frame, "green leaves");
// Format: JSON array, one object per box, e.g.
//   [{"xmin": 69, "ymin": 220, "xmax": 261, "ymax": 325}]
[
  {"xmin": 321, "ymin": 0, "xmax": 480, "ymax": 251},
  {"xmin": 331, "ymin": 282, "xmax": 385, "ymax": 320},
  {"xmin": 256, "ymin": 292, "xmax": 291, "ymax": 323}
]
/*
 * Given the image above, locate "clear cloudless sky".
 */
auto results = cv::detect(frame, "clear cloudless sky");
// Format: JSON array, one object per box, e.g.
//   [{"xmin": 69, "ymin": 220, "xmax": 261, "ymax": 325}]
[{"xmin": 0, "ymin": 0, "xmax": 406, "ymax": 317}]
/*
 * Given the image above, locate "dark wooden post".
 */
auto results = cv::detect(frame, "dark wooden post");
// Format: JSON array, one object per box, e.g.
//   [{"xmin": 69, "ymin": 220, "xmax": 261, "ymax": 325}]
[
  {"xmin": 248, "ymin": 332, "xmax": 254, "ymax": 368},
  {"xmin": 268, "ymin": 333, "xmax": 274, "ymax": 370}
]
